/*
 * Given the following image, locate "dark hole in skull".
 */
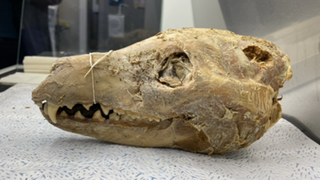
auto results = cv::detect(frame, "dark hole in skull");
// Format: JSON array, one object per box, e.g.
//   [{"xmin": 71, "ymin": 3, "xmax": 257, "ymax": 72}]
[
  {"xmin": 242, "ymin": 46, "xmax": 273, "ymax": 62},
  {"xmin": 158, "ymin": 52, "xmax": 192, "ymax": 87}
]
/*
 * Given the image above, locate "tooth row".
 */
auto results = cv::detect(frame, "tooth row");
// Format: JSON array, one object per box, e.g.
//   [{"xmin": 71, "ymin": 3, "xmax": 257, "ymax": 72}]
[
  {"xmin": 42, "ymin": 102, "xmax": 162, "ymax": 123},
  {"xmin": 58, "ymin": 109, "xmax": 120, "ymax": 122},
  {"xmin": 113, "ymin": 109, "xmax": 161, "ymax": 122}
]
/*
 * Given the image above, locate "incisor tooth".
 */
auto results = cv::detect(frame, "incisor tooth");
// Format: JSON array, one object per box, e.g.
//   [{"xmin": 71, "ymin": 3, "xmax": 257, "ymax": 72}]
[
  {"xmin": 83, "ymin": 103, "xmax": 93, "ymax": 111},
  {"xmin": 101, "ymin": 105, "xmax": 111, "ymax": 115},
  {"xmin": 48, "ymin": 103, "xmax": 59, "ymax": 124},
  {"xmin": 75, "ymin": 111, "xmax": 85, "ymax": 120},
  {"xmin": 92, "ymin": 110, "xmax": 104, "ymax": 122},
  {"xmin": 110, "ymin": 113, "xmax": 120, "ymax": 121}
]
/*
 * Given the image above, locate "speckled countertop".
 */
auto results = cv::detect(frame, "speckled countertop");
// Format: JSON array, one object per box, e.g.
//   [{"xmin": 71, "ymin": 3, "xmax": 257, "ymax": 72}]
[{"xmin": 0, "ymin": 84, "xmax": 319, "ymax": 180}]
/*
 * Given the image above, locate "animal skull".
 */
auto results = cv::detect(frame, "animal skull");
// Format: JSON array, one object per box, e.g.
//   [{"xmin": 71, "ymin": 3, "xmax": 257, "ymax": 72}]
[{"xmin": 32, "ymin": 28, "xmax": 292, "ymax": 154}]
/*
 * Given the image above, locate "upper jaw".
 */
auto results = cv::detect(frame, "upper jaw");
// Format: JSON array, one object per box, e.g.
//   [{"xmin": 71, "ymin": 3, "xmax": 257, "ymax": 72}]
[
  {"xmin": 32, "ymin": 51, "xmax": 137, "ymax": 106},
  {"xmin": 31, "ymin": 52, "xmax": 173, "ymax": 124}
]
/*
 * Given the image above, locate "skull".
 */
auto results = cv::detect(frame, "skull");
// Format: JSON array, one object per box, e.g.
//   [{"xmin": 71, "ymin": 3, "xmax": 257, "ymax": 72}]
[{"xmin": 32, "ymin": 28, "xmax": 292, "ymax": 154}]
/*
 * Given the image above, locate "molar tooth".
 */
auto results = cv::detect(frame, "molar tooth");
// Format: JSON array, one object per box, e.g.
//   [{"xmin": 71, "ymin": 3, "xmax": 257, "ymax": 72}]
[
  {"xmin": 92, "ymin": 110, "xmax": 104, "ymax": 122},
  {"xmin": 153, "ymin": 118, "xmax": 160, "ymax": 122},
  {"xmin": 83, "ymin": 103, "xmax": 92, "ymax": 110},
  {"xmin": 126, "ymin": 111, "xmax": 141, "ymax": 119},
  {"xmin": 110, "ymin": 112, "xmax": 120, "ymax": 121},
  {"xmin": 74, "ymin": 111, "xmax": 85, "ymax": 120},
  {"xmin": 48, "ymin": 103, "xmax": 59, "ymax": 124},
  {"xmin": 60, "ymin": 111, "xmax": 68, "ymax": 117},
  {"xmin": 147, "ymin": 117, "xmax": 160, "ymax": 122},
  {"xmin": 122, "ymin": 114, "xmax": 134, "ymax": 121},
  {"xmin": 101, "ymin": 105, "xmax": 111, "ymax": 115}
]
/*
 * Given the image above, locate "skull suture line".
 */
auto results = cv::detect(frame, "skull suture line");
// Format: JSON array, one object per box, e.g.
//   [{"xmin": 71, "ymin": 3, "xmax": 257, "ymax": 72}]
[{"xmin": 32, "ymin": 28, "xmax": 292, "ymax": 154}]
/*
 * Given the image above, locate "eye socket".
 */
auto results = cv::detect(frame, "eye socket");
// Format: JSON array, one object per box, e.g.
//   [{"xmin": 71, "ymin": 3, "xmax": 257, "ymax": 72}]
[{"xmin": 158, "ymin": 53, "xmax": 192, "ymax": 87}]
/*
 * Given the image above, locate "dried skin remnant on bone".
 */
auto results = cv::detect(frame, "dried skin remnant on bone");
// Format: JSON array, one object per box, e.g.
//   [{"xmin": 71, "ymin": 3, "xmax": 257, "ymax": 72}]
[{"xmin": 32, "ymin": 28, "xmax": 292, "ymax": 154}]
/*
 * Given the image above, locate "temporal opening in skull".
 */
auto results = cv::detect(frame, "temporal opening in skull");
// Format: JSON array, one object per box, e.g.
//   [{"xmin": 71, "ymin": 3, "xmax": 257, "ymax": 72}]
[
  {"xmin": 242, "ymin": 46, "xmax": 273, "ymax": 62},
  {"xmin": 158, "ymin": 52, "xmax": 193, "ymax": 87}
]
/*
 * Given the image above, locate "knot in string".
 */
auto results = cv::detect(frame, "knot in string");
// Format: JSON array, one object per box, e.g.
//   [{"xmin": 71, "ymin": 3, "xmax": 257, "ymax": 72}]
[{"xmin": 84, "ymin": 50, "xmax": 113, "ymax": 104}]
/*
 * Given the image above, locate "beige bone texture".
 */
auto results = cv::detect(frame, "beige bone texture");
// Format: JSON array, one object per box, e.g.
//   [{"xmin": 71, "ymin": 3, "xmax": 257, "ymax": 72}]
[{"xmin": 32, "ymin": 28, "xmax": 292, "ymax": 154}]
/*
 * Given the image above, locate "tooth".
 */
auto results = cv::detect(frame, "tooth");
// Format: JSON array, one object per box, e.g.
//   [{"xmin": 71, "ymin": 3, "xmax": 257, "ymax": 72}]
[
  {"xmin": 101, "ymin": 105, "xmax": 111, "ymax": 115},
  {"xmin": 83, "ymin": 103, "xmax": 92, "ymax": 110},
  {"xmin": 92, "ymin": 110, "xmax": 104, "ymax": 122},
  {"xmin": 44, "ymin": 103, "xmax": 48, "ymax": 114},
  {"xmin": 66, "ymin": 104, "xmax": 74, "ymax": 109},
  {"xmin": 60, "ymin": 111, "xmax": 68, "ymax": 117},
  {"xmin": 74, "ymin": 111, "xmax": 85, "ymax": 120},
  {"xmin": 48, "ymin": 103, "xmax": 59, "ymax": 124},
  {"xmin": 153, "ymin": 118, "xmax": 160, "ymax": 122},
  {"xmin": 109, "ymin": 113, "xmax": 120, "ymax": 121},
  {"xmin": 127, "ymin": 111, "xmax": 140, "ymax": 119},
  {"xmin": 143, "ymin": 114, "xmax": 161, "ymax": 122},
  {"xmin": 122, "ymin": 114, "xmax": 133, "ymax": 121}
]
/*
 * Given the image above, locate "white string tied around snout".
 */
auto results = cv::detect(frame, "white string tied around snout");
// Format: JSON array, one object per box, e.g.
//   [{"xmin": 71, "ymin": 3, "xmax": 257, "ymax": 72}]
[{"xmin": 84, "ymin": 50, "xmax": 113, "ymax": 104}]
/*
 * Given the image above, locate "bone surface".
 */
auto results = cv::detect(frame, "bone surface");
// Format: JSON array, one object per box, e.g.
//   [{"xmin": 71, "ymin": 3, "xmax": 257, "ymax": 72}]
[{"xmin": 32, "ymin": 28, "xmax": 292, "ymax": 154}]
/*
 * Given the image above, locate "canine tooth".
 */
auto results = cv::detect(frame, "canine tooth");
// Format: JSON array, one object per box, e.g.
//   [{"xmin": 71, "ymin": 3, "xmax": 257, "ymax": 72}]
[
  {"xmin": 60, "ymin": 111, "xmax": 68, "ymax": 117},
  {"xmin": 101, "ymin": 105, "xmax": 111, "ymax": 115},
  {"xmin": 110, "ymin": 113, "xmax": 120, "ymax": 121},
  {"xmin": 92, "ymin": 110, "xmax": 104, "ymax": 122},
  {"xmin": 83, "ymin": 103, "xmax": 92, "ymax": 110},
  {"xmin": 74, "ymin": 111, "xmax": 85, "ymax": 120},
  {"xmin": 44, "ymin": 103, "xmax": 48, "ymax": 114},
  {"xmin": 48, "ymin": 103, "xmax": 59, "ymax": 124}
]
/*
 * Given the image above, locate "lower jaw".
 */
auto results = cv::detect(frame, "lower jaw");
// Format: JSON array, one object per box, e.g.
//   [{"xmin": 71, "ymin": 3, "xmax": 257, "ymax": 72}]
[
  {"xmin": 40, "ymin": 109, "xmax": 176, "ymax": 147},
  {"xmin": 39, "ymin": 109, "xmax": 214, "ymax": 154}
]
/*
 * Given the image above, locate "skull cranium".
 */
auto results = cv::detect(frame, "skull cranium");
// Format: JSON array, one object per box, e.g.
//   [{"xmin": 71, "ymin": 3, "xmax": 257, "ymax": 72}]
[{"xmin": 32, "ymin": 28, "xmax": 292, "ymax": 154}]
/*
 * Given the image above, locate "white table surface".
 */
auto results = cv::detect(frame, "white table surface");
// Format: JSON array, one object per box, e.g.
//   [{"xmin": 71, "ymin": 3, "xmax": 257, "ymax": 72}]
[{"xmin": 0, "ymin": 84, "xmax": 319, "ymax": 180}]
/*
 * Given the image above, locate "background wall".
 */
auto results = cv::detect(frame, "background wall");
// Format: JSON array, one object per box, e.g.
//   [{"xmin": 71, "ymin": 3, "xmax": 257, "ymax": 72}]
[
  {"xmin": 160, "ymin": 0, "xmax": 194, "ymax": 31},
  {"xmin": 160, "ymin": 0, "xmax": 227, "ymax": 31},
  {"xmin": 191, "ymin": 0, "xmax": 226, "ymax": 30}
]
